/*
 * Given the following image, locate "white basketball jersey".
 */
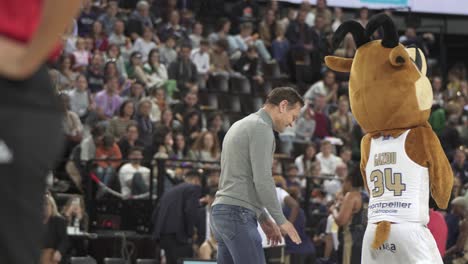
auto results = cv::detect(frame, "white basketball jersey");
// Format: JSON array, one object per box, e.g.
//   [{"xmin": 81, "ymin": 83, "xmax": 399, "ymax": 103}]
[{"xmin": 365, "ymin": 129, "xmax": 430, "ymax": 224}]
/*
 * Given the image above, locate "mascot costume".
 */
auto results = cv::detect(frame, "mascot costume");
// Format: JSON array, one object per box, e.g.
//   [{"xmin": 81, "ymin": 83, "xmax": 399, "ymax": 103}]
[{"xmin": 325, "ymin": 13, "xmax": 453, "ymax": 263}]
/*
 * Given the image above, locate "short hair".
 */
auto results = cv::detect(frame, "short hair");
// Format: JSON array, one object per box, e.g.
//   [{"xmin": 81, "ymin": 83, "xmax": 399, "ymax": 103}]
[
  {"xmin": 345, "ymin": 167, "xmax": 364, "ymax": 188},
  {"xmin": 320, "ymin": 139, "xmax": 332, "ymax": 147},
  {"xmin": 200, "ymin": 39, "xmax": 209, "ymax": 46},
  {"xmin": 137, "ymin": 0, "xmax": 149, "ymax": 10},
  {"xmin": 128, "ymin": 146, "xmax": 144, "ymax": 155},
  {"xmin": 265, "ymin": 87, "xmax": 304, "ymax": 108},
  {"xmin": 126, "ymin": 123, "xmax": 138, "ymax": 132},
  {"xmin": 185, "ymin": 170, "xmax": 201, "ymax": 180},
  {"xmin": 91, "ymin": 125, "xmax": 106, "ymax": 138},
  {"xmin": 240, "ymin": 22, "xmax": 254, "ymax": 31}
]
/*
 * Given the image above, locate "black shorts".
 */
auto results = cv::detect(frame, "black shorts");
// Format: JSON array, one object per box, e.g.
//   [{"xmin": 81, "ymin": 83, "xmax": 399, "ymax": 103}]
[{"xmin": 0, "ymin": 66, "xmax": 64, "ymax": 264}]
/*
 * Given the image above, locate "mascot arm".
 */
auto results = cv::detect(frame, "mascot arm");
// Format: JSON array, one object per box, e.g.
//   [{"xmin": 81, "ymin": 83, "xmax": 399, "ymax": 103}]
[
  {"xmin": 360, "ymin": 134, "xmax": 372, "ymax": 193},
  {"xmin": 405, "ymin": 126, "xmax": 453, "ymax": 209}
]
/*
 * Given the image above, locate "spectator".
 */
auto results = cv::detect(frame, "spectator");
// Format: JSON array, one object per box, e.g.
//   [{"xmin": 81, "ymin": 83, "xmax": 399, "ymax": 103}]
[
  {"xmin": 323, "ymin": 162, "xmax": 347, "ymax": 201},
  {"xmin": 429, "ymin": 104, "xmax": 446, "ymax": 136},
  {"xmin": 231, "ymin": 0, "xmax": 260, "ymax": 32},
  {"xmin": 80, "ymin": 125, "xmax": 106, "ymax": 163},
  {"xmin": 108, "ymin": 19, "xmax": 131, "ymax": 53},
  {"xmin": 207, "ymin": 112, "xmax": 226, "ymax": 147},
  {"xmin": 132, "ymin": 26, "xmax": 158, "ymax": 63},
  {"xmin": 77, "ymin": 0, "xmax": 97, "ymax": 37},
  {"xmin": 340, "ymin": 146, "xmax": 356, "ymax": 173},
  {"xmin": 152, "ymin": 127, "xmax": 175, "ymax": 159},
  {"xmin": 330, "ymin": 97, "xmax": 354, "ymax": 145},
  {"xmin": 63, "ymin": 19, "xmax": 79, "ymax": 55},
  {"xmin": 95, "ymin": 134, "xmax": 122, "ymax": 194},
  {"xmin": 283, "ymin": 206, "xmax": 316, "ymax": 264},
  {"xmin": 191, "ymin": 39, "xmax": 211, "ymax": 90},
  {"xmin": 118, "ymin": 124, "xmax": 144, "ymax": 159},
  {"xmin": 295, "ymin": 143, "xmax": 318, "ymax": 176},
  {"xmin": 356, "ymin": 7, "xmax": 370, "ymax": 28},
  {"xmin": 119, "ymin": 146, "xmax": 151, "ymax": 199},
  {"xmin": 258, "ymin": 9, "xmax": 279, "ymax": 49},
  {"xmin": 331, "ymin": 7, "xmax": 344, "ymax": 32},
  {"xmin": 234, "ymin": 22, "xmax": 272, "ymax": 62},
  {"xmin": 299, "ymin": 1, "xmax": 316, "ymax": 27},
  {"xmin": 233, "ymin": 45, "xmax": 264, "ymax": 90},
  {"xmin": 60, "ymin": 93, "xmax": 84, "ymax": 155},
  {"xmin": 129, "ymin": 0, "xmax": 153, "ymax": 29},
  {"xmin": 189, "ymin": 22, "xmax": 204, "ymax": 49},
  {"xmin": 312, "ymin": 94, "xmax": 332, "ymax": 139},
  {"xmin": 72, "ymin": 38, "xmax": 91, "ymax": 70},
  {"xmin": 304, "ymin": 70, "xmax": 338, "ymax": 105},
  {"xmin": 152, "ymin": 170, "xmax": 203, "ymax": 263},
  {"xmin": 159, "ymin": 35, "xmax": 178, "ymax": 67},
  {"xmin": 445, "ymin": 197, "xmax": 468, "ymax": 263},
  {"xmin": 108, "ymin": 100, "xmax": 137, "ymax": 140},
  {"xmin": 61, "ymin": 195, "xmax": 89, "ymax": 232},
  {"xmin": 68, "ymin": 74, "xmax": 93, "ymax": 120},
  {"xmin": 155, "ymin": 108, "xmax": 183, "ymax": 132},
  {"xmin": 91, "ymin": 20, "xmax": 109, "ymax": 51},
  {"xmin": 147, "ymin": 87, "xmax": 167, "ymax": 123},
  {"xmin": 272, "ymin": 25, "xmax": 290, "ymax": 74},
  {"xmin": 168, "ymin": 44, "xmax": 199, "ymax": 95},
  {"xmin": 126, "ymin": 51, "xmax": 148, "ymax": 84},
  {"xmin": 286, "ymin": 9, "xmax": 314, "ymax": 66},
  {"xmin": 144, "ymin": 49, "xmax": 176, "ymax": 95},
  {"xmin": 159, "ymin": 10, "xmax": 188, "ymax": 43},
  {"xmin": 452, "ymin": 147, "xmax": 467, "ymax": 184},
  {"xmin": 183, "ymin": 110, "xmax": 202, "ymax": 146},
  {"xmin": 210, "ymin": 39, "xmax": 232, "ymax": 92},
  {"xmin": 98, "ymin": 0, "xmax": 120, "ymax": 35},
  {"xmin": 104, "ymin": 61, "xmax": 125, "ymax": 93},
  {"xmin": 313, "ymin": 0, "xmax": 333, "ymax": 28},
  {"xmin": 294, "ymin": 105, "xmax": 316, "ymax": 144},
  {"xmin": 191, "ymin": 131, "xmax": 221, "ymax": 162},
  {"xmin": 94, "ymin": 76, "xmax": 124, "ymax": 120},
  {"xmin": 428, "ymin": 209, "xmax": 448, "ymax": 258},
  {"xmin": 124, "ymin": 81, "xmax": 146, "ymax": 105},
  {"xmin": 316, "ymin": 140, "xmax": 342, "ymax": 176},
  {"xmin": 86, "ymin": 53, "xmax": 105, "ymax": 94},
  {"xmin": 331, "ymin": 173, "xmax": 368, "ymax": 264},
  {"xmin": 285, "ymin": 164, "xmax": 303, "ymax": 199},
  {"xmin": 208, "ymin": 18, "xmax": 234, "ymax": 47},
  {"xmin": 135, "ymin": 99, "xmax": 154, "ymax": 147},
  {"xmin": 198, "ymin": 189, "xmax": 219, "ymax": 260},
  {"xmin": 173, "ymin": 132, "xmax": 195, "ymax": 160},
  {"xmin": 104, "ymin": 44, "xmax": 128, "ymax": 79},
  {"xmin": 56, "ymin": 55, "xmax": 79, "ymax": 92},
  {"xmin": 172, "ymin": 92, "xmax": 201, "ymax": 123},
  {"xmin": 41, "ymin": 193, "xmax": 68, "ymax": 264}
]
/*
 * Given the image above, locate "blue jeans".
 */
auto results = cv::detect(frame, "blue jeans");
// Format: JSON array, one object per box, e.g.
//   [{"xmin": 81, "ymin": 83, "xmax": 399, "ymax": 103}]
[{"xmin": 210, "ymin": 204, "xmax": 266, "ymax": 264}]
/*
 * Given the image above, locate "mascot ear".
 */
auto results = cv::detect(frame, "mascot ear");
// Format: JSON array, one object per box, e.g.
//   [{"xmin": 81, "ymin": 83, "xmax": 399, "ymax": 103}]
[
  {"xmin": 325, "ymin": 56, "xmax": 353, "ymax": 72},
  {"xmin": 389, "ymin": 45, "xmax": 410, "ymax": 67}
]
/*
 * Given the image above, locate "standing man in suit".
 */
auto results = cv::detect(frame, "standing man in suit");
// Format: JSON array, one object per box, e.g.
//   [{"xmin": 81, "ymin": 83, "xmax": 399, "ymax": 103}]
[
  {"xmin": 153, "ymin": 170, "xmax": 203, "ymax": 263},
  {"xmin": 0, "ymin": 1, "xmax": 81, "ymax": 263}
]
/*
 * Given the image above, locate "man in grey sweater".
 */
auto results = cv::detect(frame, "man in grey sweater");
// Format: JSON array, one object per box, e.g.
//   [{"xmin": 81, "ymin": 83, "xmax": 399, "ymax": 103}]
[{"xmin": 211, "ymin": 87, "xmax": 303, "ymax": 264}]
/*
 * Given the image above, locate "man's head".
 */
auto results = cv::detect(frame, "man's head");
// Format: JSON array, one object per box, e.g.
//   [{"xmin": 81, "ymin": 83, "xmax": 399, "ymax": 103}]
[
  {"xmin": 185, "ymin": 170, "xmax": 202, "ymax": 186},
  {"xmin": 184, "ymin": 92, "xmax": 198, "ymax": 107},
  {"xmin": 126, "ymin": 124, "xmax": 139, "ymax": 142},
  {"xmin": 169, "ymin": 10, "xmax": 180, "ymax": 26},
  {"xmin": 451, "ymin": 196, "xmax": 468, "ymax": 217},
  {"xmin": 114, "ymin": 20, "xmax": 125, "ymax": 34},
  {"xmin": 107, "ymin": 1, "xmax": 118, "ymax": 16},
  {"xmin": 323, "ymin": 70, "xmax": 336, "ymax": 87},
  {"xmin": 320, "ymin": 140, "xmax": 333, "ymax": 156},
  {"xmin": 286, "ymin": 164, "xmax": 298, "ymax": 178},
  {"xmin": 105, "ymin": 76, "xmax": 119, "ymax": 93},
  {"xmin": 75, "ymin": 74, "xmax": 88, "ymax": 91},
  {"xmin": 200, "ymin": 39, "xmax": 209, "ymax": 53},
  {"xmin": 128, "ymin": 146, "xmax": 144, "ymax": 163},
  {"xmin": 137, "ymin": 0, "xmax": 150, "ymax": 16},
  {"xmin": 193, "ymin": 22, "xmax": 203, "ymax": 36},
  {"xmin": 339, "ymin": 147, "xmax": 352, "ymax": 162},
  {"xmin": 180, "ymin": 43, "xmax": 192, "ymax": 60},
  {"xmin": 264, "ymin": 87, "xmax": 304, "ymax": 133},
  {"xmin": 335, "ymin": 162, "xmax": 348, "ymax": 178},
  {"xmin": 314, "ymin": 15, "xmax": 325, "ymax": 31}
]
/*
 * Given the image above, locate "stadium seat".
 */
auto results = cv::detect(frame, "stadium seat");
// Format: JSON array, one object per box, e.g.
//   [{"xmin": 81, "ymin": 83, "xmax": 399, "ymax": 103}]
[
  {"xmin": 103, "ymin": 257, "xmax": 126, "ymax": 264},
  {"xmin": 70, "ymin": 256, "xmax": 97, "ymax": 264},
  {"xmin": 136, "ymin": 259, "xmax": 159, "ymax": 264}
]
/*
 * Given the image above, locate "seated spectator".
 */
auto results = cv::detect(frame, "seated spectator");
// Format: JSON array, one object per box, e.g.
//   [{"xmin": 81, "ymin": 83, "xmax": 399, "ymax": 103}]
[
  {"xmin": 152, "ymin": 127, "xmax": 175, "ymax": 159},
  {"xmin": 94, "ymin": 76, "xmax": 124, "ymax": 120},
  {"xmin": 95, "ymin": 134, "xmax": 122, "ymax": 194},
  {"xmin": 155, "ymin": 108, "xmax": 182, "ymax": 132},
  {"xmin": 207, "ymin": 112, "xmax": 226, "ymax": 147},
  {"xmin": 330, "ymin": 97, "xmax": 353, "ymax": 145},
  {"xmin": 159, "ymin": 35, "xmax": 178, "ymax": 67},
  {"xmin": 312, "ymin": 95, "xmax": 332, "ymax": 139},
  {"xmin": 135, "ymin": 99, "xmax": 154, "ymax": 147},
  {"xmin": 172, "ymin": 92, "xmax": 201, "ymax": 123},
  {"xmin": 323, "ymin": 162, "xmax": 347, "ymax": 201},
  {"xmin": 108, "ymin": 100, "xmax": 137, "ymax": 140},
  {"xmin": 108, "ymin": 19, "xmax": 132, "ymax": 56},
  {"xmin": 56, "ymin": 55, "xmax": 79, "ymax": 92},
  {"xmin": 295, "ymin": 143, "xmax": 317, "ymax": 176},
  {"xmin": 356, "ymin": 7, "xmax": 370, "ymax": 28},
  {"xmin": 452, "ymin": 147, "xmax": 468, "ymax": 185},
  {"xmin": 104, "ymin": 61, "xmax": 126, "ymax": 93},
  {"xmin": 304, "ymin": 70, "xmax": 338, "ymax": 105},
  {"xmin": 210, "ymin": 39, "xmax": 233, "ymax": 92},
  {"xmin": 444, "ymin": 197, "xmax": 468, "ymax": 263},
  {"xmin": 128, "ymin": 0, "xmax": 153, "ymax": 30},
  {"xmin": 77, "ymin": 0, "xmax": 97, "ymax": 37},
  {"xmin": 80, "ymin": 125, "xmax": 106, "ymax": 163},
  {"xmin": 285, "ymin": 164, "xmax": 303, "ymax": 200},
  {"xmin": 272, "ymin": 25, "xmax": 290, "ymax": 74},
  {"xmin": 316, "ymin": 140, "xmax": 342, "ymax": 176},
  {"xmin": 91, "ymin": 20, "xmax": 109, "ymax": 51},
  {"xmin": 258, "ymin": 9, "xmax": 279, "ymax": 49},
  {"xmin": 191, "ymin": 131, "xmax": 221, "ymax": 162},
  {"xmin": 331, "ymin": 7, "xmax": 344, "ymax": 32},
  {"xmin": 339, "ymin": 146, "xmax": 356, "ymax": 173},
  {"xmin": 231, "ymin": 0, "xmax": 260, "ymax": 31},
  {"xmin": 147, "ymin": 87, "xmax": 167, "ymax": 123},
  {"xmin": 159, "ymin": 10, "xmax": 189, "ymax": 43},
  {"xmin": 189, "ymin": 22, "xmax": 204, "ymax": 49},
  {"xmin": 168, "ymin": 44, "xmax": 199, "ymax": 95},
  {"xmin": 299, "ymin": 1, "xmax": 316, "ymax": 27},
  {"xmin": 144, "ymin": 49, "xmax": 177, "ymax": 96},
  {"xmin": 294, "ymin": 105, "xmax": 316, "ymax": 144},
  {"xmin": 98, "ymin": 1, "xmax": 120, "ymax": 35},
  {"xmin": 124, "ymin": 81, "xmax": 146, "ymax": 105},
  {"xmin": 233, "ymin": 22, "xmax": 272, "ymax": 62},
  {"xmin": 60, "ymin": 94, "xmax": 84, "ymax": 155},
  {"xmin": 72, "ymin": 38, "xmax": 91, "ymax": 71},
  {"xmin": 104, "ymin": 44, "xmax": 128, "ymax": 79},
  {"xmin": 61, "ymin": 195, "xmax": 89, "ymax": 232},
  {"xmin": 183, "ymin": 111, "xmax": 202, "ymax": 147},
  {"xmin": 86, "ymin": 53, "xmax": 105, "ymax": 94},
  {"xmin": 126, "ymin": 51, "xmax": 148, "ymax": 85},
  {"xmin": 68, "ymin": 74, "xmax": 93, "ymax": 120},
  {"xmin": 173, "ymin": 132, "xmax": 195, "ymax": 160},
  {"xmin": 41, "ymin": 193, "xmax": 68, "ymax": 264},
  {"xmin": 119, "ymin": 147, "xmax": 151, "ymax": 199},
  {"xmin": 191, "ymin": 39, "xmax": 211, "ymax": 90},
  {"xmin": 233, "ymin": 45, "xmax": 264, "ymax": 89},
  {"xmin": 118, "ymin": 124, "xmax": 145, "ymax": 159},
  {"xmin": 314, "ymin": 0, "xmax": 333, "ymax": 28},
  {"xmin": 132, "ymin": 26, "xmax": 158, "ymax": 63}
]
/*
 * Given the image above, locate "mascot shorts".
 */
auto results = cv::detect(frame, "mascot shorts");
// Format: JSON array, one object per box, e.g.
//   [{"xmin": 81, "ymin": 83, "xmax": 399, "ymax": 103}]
[{"xmin": 362, "ymin": 222, "xmax": 442, "ymax": 264}]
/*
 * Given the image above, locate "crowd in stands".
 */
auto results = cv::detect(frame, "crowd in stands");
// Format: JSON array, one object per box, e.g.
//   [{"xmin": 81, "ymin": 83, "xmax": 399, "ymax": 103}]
[{"xmin": 42, "ymin": 0, "xmax": 467, "ymax": 263}]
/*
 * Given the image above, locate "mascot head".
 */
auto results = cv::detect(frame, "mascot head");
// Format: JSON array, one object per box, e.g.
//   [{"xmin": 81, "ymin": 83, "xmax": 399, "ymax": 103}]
[{"xmin": 325, "ymin": 13, "xmax": 432, "ymax": 134}]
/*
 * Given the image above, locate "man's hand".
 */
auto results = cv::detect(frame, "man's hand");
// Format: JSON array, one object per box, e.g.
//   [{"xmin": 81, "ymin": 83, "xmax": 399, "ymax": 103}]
[
  {"xmin": 53, "ymin": 250, "xmax": 62, "ymax": 263},
  {"xmin": 280, "ymin": 221, "xmax": 302, "ymax": 245},
  {"xmin": 260, "ymin": 218, "xmax": 282, "ymax": 247}
]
